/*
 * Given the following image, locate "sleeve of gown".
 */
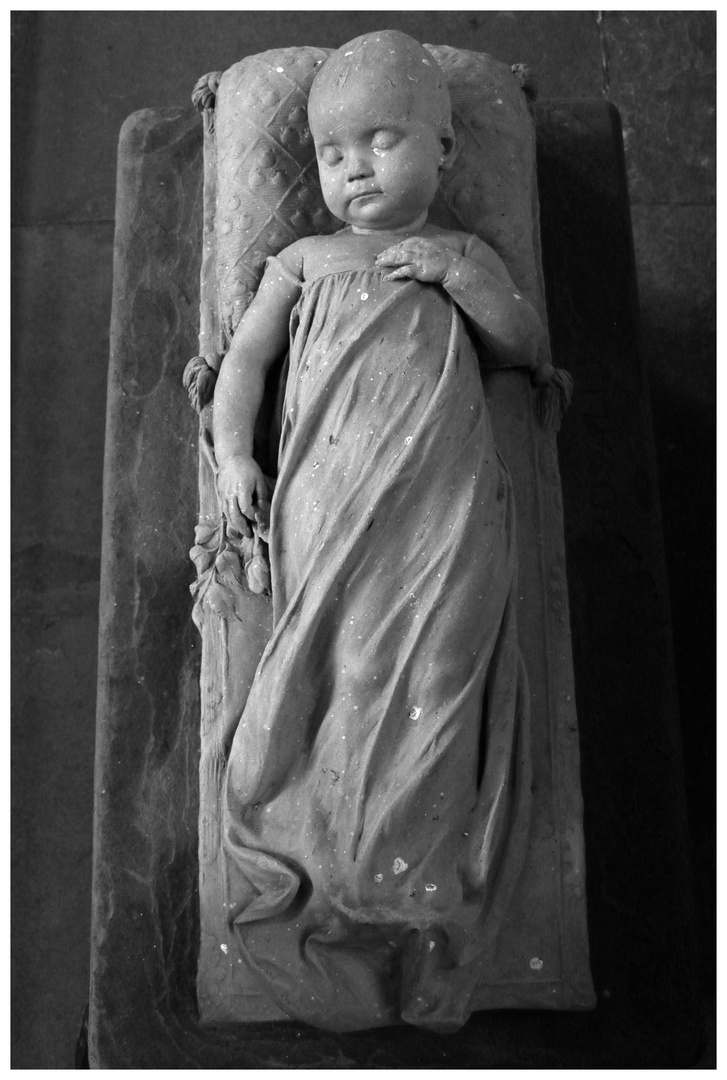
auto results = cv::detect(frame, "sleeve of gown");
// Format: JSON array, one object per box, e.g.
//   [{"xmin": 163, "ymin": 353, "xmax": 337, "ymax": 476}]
[{"xmin": 265, "ymin": 253, "xmax": 304, "ymax": 290}]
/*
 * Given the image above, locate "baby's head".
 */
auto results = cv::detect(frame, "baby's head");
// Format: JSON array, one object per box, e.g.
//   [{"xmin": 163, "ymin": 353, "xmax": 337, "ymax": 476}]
[
  {"xmin": 309, "ymin": 30, "xmax": 453, "ymax": 137},
  {"xmin": 308, "ymin": 31, "xmax": 457, "ymax": 231}
]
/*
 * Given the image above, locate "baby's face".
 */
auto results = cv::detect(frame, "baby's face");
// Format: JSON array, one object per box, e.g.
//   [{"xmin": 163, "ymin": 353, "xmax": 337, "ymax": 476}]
[{"xmin": 309, "ymin": 84, "xmax": 446, "ymax": 232}]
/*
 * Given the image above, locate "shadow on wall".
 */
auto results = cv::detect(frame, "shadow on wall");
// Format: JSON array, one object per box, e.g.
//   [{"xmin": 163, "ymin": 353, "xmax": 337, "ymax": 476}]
[{"xmin": 647, "ymin": 342, "xmax": 715, "ymax": 994}]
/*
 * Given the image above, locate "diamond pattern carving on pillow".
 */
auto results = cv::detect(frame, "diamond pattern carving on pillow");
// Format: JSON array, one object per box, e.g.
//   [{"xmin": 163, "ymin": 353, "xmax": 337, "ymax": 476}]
[
  {"xmin": 426, "ymin": 45, "xmax": 539, "ymax": 302},
  {"xmin": 215, "ymin": 47, "xmax": 336, "ymax": 342}
]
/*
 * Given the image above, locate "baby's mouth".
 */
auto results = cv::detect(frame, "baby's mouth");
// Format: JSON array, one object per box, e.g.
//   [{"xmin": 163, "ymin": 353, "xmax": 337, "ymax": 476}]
[{"xmin": 348, "ymin": 189, "xmax": 382, "ymax": 204}]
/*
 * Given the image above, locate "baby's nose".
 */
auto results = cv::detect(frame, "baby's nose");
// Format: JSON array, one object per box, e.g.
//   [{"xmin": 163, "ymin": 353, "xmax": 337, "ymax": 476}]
[{"xmin": 346, "ymin": 154, "xmax": 373, "ymax": 181}]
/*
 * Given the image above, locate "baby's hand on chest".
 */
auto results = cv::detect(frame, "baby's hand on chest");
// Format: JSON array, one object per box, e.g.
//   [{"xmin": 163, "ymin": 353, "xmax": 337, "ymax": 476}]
[{"xmin": 374, "ymin": 236, "xmax": 461, "ymax": 285}]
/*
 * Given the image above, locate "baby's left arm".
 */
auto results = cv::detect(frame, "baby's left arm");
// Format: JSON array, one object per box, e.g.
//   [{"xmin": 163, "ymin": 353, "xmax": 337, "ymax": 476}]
[{"xmin": 375, "ymin": 235, "xmax": 543, "ymax": 369}]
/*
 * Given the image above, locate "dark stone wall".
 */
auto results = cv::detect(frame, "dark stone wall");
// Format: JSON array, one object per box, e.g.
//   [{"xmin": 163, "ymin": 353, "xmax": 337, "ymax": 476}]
[{"xmin": 11, "ymin": 11, "xmax": 714, "ymax": 1068}]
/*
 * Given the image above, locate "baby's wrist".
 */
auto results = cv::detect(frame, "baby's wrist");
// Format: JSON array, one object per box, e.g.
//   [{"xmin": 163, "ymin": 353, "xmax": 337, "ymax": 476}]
[
  {"xmin": 218, "ymin": 450, "xmax": 254, "ymax": 471},
  {"xmin": 441, "ymin": 253, "xmax": 465, "ymax": 288}
]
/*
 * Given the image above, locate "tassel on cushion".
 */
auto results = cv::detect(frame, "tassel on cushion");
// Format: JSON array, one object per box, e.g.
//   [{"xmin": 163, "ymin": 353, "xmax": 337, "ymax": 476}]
[
  {"xmin": 191, "ymin": 71, "xmax": 222, "ymax": 133},
  {"xmin": 183, "ymin": 354, "xmax": 220, "ymax": 412},
  {"xmin": 530, "ymin": 361, "xmax": 573, "ymax": 432}
]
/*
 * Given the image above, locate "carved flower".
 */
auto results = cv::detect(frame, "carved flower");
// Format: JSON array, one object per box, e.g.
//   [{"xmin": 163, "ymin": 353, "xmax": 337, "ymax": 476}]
[
  {"xmin": 245, "ymin": 553, "xmax": 271, "ymax": 595},
  {"xmin": 190, "ymin": 514, "xmax": 273, "ymax": 619}
]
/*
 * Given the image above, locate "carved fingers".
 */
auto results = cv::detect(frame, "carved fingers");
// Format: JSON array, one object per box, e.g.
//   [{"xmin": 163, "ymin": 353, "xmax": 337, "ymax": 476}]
[
  {"xmin": 226, "ymin": 496, "xmax": 252, "ymax": 537},
  {"xmin": 217, "ymin": 457, "xmax": 269, "ymax": 538},
  {"xmin": 375, "ymin": 237, "xmax": 453, "ymax": 283}
]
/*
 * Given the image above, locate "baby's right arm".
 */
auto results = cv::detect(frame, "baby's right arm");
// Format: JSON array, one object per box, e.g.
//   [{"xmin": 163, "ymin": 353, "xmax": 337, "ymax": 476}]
[{"xmin": 214, "ymin": 248, "xmax": 302, "ymax": 534}]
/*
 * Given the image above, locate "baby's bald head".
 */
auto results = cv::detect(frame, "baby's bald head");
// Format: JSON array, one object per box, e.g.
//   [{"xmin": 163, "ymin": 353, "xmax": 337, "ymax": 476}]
[{"xmin": 309, "ymin": 30, "xmax": 452, "ymax": 137}]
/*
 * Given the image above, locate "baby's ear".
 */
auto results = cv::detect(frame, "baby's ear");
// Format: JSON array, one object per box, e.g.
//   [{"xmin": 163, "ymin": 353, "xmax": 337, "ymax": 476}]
[{"xmin": 439, "ymin": 125, "xmax": 459, "ymax": 172}]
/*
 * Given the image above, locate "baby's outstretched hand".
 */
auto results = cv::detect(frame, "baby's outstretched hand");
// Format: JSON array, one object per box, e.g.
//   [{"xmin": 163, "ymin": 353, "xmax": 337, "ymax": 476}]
[
  {"xmin": 375, "ymin": 237, "xmax": 455, "ymax": 284},
  {"xmin": 216, "ymin": 455, "xmax": 270, "ymax": 538}
]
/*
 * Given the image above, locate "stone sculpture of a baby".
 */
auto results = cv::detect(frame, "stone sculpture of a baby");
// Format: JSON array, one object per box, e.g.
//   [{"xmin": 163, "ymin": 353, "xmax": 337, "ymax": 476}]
[{"xmin": 209, "ymin": 30, "xmax": 558, "ymax": 1032}]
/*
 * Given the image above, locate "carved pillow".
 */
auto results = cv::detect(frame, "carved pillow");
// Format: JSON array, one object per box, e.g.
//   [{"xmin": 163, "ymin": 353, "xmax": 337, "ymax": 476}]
[{"xmin": 213, "ymin": 45, "xmax": 540, "ymax": 344}]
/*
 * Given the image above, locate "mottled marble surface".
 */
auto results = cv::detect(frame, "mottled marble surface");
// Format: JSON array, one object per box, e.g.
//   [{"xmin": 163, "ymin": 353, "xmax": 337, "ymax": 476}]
[
  {"xmin": 602, "ymin": 11, "xmax": 715, "ymax": 205},
  {"xmin": 11, "ymin": 221, "xmax": 112, "ymax": 1067}
]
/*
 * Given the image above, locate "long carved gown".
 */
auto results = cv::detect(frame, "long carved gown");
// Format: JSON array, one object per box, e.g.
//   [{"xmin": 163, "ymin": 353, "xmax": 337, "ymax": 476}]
[{"xmin": 222, "ymin": 239, "xmax": 532, "ymax": 1033}]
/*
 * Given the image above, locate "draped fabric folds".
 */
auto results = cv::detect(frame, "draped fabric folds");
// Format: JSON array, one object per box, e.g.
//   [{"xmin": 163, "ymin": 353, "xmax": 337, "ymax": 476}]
[{"xmin": 222, "ymin": 254, "xmax": 531, "ymax": 1032}]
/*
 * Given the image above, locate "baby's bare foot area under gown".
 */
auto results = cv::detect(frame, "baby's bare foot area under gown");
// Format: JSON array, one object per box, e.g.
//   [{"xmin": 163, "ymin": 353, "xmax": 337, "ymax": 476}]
[{"xmin": 222, "ymin": 253, "xmax": 531, "ymax": 1033}]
